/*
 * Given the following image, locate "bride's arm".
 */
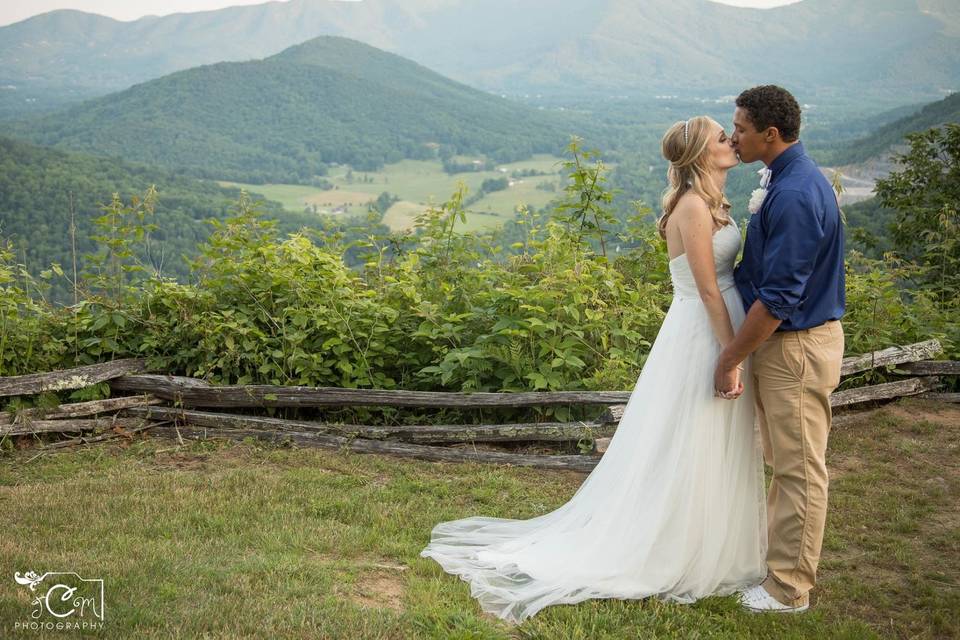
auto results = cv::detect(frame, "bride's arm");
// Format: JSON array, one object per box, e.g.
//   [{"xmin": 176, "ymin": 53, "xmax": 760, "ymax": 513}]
[{"xmin": 672, "ymin": 196, "xmax": 737, "ymax": 348}]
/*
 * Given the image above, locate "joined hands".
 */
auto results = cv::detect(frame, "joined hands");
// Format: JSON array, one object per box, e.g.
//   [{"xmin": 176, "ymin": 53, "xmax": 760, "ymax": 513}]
[{"xmin": 714, "ymin": 362, "xmax": 744, "ymax": 400}]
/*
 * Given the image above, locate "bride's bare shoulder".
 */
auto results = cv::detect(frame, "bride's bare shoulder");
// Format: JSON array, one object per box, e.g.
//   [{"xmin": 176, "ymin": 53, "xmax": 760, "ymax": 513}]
[{"xmin": 669, "ymin": 192, "xmax": 712, "ymax": 226}]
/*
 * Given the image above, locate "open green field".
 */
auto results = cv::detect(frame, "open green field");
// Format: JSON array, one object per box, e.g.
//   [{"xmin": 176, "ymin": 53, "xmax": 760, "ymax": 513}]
[
  {"xmin": 215, "ymin": 181, "xmax": 378, "ymax": 216},
  {"xmin": 2, "ymin": 398, "xmax": 957, "ymax": 638},
  {"xmin": 220, "ymin": 154, "xmax": 574, "ymax": 232}
]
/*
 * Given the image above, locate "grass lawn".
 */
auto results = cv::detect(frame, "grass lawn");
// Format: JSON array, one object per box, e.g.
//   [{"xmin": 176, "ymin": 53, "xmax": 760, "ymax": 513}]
[
  {"xmin": 1, "ymin": 398, "xmax": 956, "ymax": 638},
  {"xmin": 219, "ymin": 155, "xmax": 572, "ymax": 231}
]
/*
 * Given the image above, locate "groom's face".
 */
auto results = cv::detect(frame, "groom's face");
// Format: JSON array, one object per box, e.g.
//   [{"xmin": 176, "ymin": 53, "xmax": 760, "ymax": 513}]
[{"xmin": 732, "ymin": 107, "xmax": 765, "ymax": 164}]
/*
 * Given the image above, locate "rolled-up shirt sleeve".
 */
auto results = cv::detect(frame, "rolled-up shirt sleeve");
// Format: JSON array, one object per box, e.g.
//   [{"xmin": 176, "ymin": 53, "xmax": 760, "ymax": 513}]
[{"xmin": 753, "ymin": 189, "xmax": 824, "ymax": 322}]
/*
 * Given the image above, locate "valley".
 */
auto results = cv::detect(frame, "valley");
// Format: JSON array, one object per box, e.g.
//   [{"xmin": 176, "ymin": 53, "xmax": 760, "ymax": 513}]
[
  {"xmin": 0, "ymin": 2, "xmax": 956, "ymax": 292},
  {"xmin": 220, "ymin": 154, "xmax": 570, "ymax": 231}
]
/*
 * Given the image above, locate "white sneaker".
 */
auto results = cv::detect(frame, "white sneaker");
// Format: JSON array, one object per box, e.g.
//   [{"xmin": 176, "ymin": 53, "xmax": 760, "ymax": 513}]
[{"xmin": 738, "ymin": 584, "xmax": 809, "ymax": 613}]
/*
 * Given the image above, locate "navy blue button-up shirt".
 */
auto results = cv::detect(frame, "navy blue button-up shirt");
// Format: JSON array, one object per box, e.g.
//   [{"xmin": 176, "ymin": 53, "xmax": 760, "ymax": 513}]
[{"xmin": 734, "ymin": 142, "xmax": 845, "ymax": 331}]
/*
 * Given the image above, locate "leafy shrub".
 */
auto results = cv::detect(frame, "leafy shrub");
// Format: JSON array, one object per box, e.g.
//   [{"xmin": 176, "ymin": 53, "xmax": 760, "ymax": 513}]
[{"xmin": 1, "ymin": 134, "xmax": 956, "ymax": 407}]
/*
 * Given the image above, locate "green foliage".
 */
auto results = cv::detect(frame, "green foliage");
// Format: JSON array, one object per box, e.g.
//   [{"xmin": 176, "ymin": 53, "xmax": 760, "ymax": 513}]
[
  {"xmin": 841, "ymin": 197, "xmax": 896, "ymax": 257},
  {"xmin": 0, "ymin": 134, "xmax": 956, "ymax": 405},
  {"xmin": 553, "ymin": 137, "xmax": 618, "ymax": 261},
  {"xmin": 0, "ymin": 238, "xmax": 61, "ymax": 376},
  {"xmin": 84, "ymin": 187, "xmax": 160, "ymax": 300},
  {"xmin": 0, "ymin": 149, "xmax": 671, "ymax": 407},
  {"xmin": 444, "ymin": 157, "xmax": 496, "ymax": 174},
  {"xmin": 152, "ymin": 195, "xmax": 406, "ymax": 388},
  {"xmin": 842, "ymin": 253, "xmax": 956, "ymax": 375},
  {"xmin": 479, "ymin": 177, "xmax": 509, "ymax": 193},
  {"xmin": 874, "ymin": 123, "xmax": 960, "ymax": 308},
  {"xmin": 392, "ymin": 194, "xmax": 668, "ymax": 398},
  {"xmin": 368, "ymin": 191, "xmax": 400, "ymax": 217},
  {"xmin": 0, "ymin": 136, "xmax": 328, "ymax": 304}
]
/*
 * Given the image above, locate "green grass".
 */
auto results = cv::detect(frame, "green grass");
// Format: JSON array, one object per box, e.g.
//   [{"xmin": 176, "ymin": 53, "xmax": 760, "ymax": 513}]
[
  {"xmin": 216, "ymin": 181, "xmax": 377, "ymax": 217},
  {"xmin": 220, "ymin": 155, "xmax": 571, "ymax": 231},
  {"xmin": 1, "ymin": 398, "xmax": 956, "ymax": 638}
]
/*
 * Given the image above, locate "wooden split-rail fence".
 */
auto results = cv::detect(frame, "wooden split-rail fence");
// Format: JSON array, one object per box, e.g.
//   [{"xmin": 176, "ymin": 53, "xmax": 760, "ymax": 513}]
[{"xmin": 1, "ymin": 339, "xmax": 957, "ymax": 472}]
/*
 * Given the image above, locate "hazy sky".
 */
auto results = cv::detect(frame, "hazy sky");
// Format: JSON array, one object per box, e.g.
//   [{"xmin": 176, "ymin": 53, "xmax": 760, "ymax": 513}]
[{"xmin": 0, "ymin": 0, "xmax": 803, "ymax": 27}]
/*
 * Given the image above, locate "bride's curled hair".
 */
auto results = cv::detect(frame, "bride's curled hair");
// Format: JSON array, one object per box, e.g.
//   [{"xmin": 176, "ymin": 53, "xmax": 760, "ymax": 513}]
[{"xmin": 658, "ymin": 116, "xmax": 731, "ymax": 239}]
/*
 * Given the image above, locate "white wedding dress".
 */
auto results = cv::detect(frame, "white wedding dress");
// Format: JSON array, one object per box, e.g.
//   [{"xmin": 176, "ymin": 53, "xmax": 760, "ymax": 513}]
[{"xmin": 420, "ymin": 218, "xmax": 768, "ymax": 623}]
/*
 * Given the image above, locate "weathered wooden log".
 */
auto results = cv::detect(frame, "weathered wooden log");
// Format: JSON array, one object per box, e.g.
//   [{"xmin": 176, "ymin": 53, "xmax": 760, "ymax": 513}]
[
  {"xmin": 1, "ymin": 416, "xmax": 149, "ymax": 437},
  {"xmin": 600, "ymin": 376, "xmax": 945, "ymax": 423},
  {"xmin": 111, "ymin": 374, "xmax": 632, "ymax": 408},
  {"xmin": 0, "ymin": 359, "xmax": 149, "ymax": 397},
  {"xmin": 4, "ymin": 340, "xmax": 941, "ymax": 402},
  {"xmin": 896, "ymin": 361, "xmax": 960, "ymax": 375},
  {"xmin": 103, "ymin": 341, "xmax": 944, "ymax": 411},
  {"xmin": 39, "ymin": 421, "xmax": 161, "ymax": 450},
  {"xmin": 147, "ymin": 423, "xmax": 600, "ymax": 472},
  {"xmin": 122, "ymin": 406, "xmax": 613, "ymax": 443},
  {"xmin": 840, "ymin": 340, "xmax": 941, "ymax": 376},
  {"xmin": 915, "ymin": 392, "xmax": 960, "ymax": 403},
  {"xmin": 0, "ymin": 394, "xmax": 161, "ymax": 426},
  {"xmin": 829, "ymin": 377, "xmax": 941, "ymax": 408}
]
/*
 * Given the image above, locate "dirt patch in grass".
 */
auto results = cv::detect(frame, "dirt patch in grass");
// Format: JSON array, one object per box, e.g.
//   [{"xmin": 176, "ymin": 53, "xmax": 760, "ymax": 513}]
[
  {"xmin": 155, "ymin": 450, "xmax": 213, "ymax": 471},
  {"xmin": 886, "ymin": 397, "xmax": 960, "ymax": 429},
  {"xmin": 349, "ymin": 570, "xmax": 406, "ymax": 612},
  {"xmin": 828, "ymin": 454, "xmax": 866, "ymax": 480},
  {"xmin": 299, "ymin": 545, "xmax": 410, "ymax": 613}
]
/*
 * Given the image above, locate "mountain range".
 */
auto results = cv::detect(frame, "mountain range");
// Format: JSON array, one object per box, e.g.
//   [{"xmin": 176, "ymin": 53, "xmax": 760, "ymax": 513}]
[
  {"xmin": 1, "ymin": 0, "xmax": 957, "ymax": 118},
  {"xmin": 817, "ymin": 91, "xmax": 960, "ymax": 205},
  {"xmin": 833, "ymin": 91, "xmax": 960, "ymax": 166},
  {"xmin": 10, "ymin": 37, "xmax": 580, "ymax": 183}
]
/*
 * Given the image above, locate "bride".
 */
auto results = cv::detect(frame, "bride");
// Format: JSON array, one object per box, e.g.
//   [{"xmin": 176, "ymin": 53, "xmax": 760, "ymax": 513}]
[{"xmin": 419, "ymin": 116, "xmax": 768, "ymax": 623}]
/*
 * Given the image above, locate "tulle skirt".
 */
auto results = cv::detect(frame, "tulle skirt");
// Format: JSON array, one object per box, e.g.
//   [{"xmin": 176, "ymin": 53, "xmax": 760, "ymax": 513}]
[{"xmin": 419, "ymin": 286, "xmax": 768, "ymax": 623}]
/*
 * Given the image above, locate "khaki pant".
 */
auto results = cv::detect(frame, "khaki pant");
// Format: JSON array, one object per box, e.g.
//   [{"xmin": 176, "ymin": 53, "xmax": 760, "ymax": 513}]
[{"xmin": 753, "ymin": 319, "xmax": 845, "ymax": 607}]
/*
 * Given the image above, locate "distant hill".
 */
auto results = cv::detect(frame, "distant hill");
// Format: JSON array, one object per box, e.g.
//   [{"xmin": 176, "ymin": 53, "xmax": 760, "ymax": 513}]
[
  {"xmin": 0, "ymin": 136, "xmax": 328, "ymax": 303},
  {"xmin": 833, "ymin": 92, "xmax": 960, "ymax": 166},
  {"xmin": 11, "ymin": 37, "xmax": 577, "ymax": 183},
  {"xmin": 824, "ymin": 93, "xmax": 960, "ymax": 255},
  {"xmin": 809, "ymin": 92, "xmax": 960, "ymax": 205},
  {"xmin": 0, "ymin": 0, "xmax": 957, "ymax": 117}
]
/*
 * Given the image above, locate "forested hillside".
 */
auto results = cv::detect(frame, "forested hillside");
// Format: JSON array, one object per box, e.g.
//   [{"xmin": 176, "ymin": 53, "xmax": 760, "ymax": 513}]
[
  {"xmin": 0, "ymin": 137, "xmax": 337, "ymax": 302},
  {"xmin": 828, "ymin": 92, "xmax": 960, "ymax": 166},
  {"xmin": 11, "ymin": 37, "xmax": 580, "ymax": 184}
]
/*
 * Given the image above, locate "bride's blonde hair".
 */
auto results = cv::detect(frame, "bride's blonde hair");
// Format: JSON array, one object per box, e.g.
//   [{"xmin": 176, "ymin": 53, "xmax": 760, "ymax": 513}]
[{"xmin": 657, "ymin": 116, "xmax": 732, "ymax": 239}]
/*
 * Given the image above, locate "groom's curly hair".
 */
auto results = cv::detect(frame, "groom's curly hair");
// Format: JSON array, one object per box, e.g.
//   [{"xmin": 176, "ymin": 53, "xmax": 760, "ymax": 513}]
[{"xmin": 736, "ymin": 85, "xmax": 801, "ymax": 142}]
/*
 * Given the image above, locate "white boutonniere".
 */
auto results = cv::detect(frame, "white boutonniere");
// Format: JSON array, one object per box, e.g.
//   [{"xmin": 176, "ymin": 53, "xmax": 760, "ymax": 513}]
[{"xmin": 747, "ymin": 167, "xmax": 773, "ymax": 215}]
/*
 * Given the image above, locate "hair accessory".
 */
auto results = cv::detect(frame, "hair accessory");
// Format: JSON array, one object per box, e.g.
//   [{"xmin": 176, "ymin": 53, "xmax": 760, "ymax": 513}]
[{"xmin": 683, "ymin": 120, "xmax": 689, "ymax": 145}]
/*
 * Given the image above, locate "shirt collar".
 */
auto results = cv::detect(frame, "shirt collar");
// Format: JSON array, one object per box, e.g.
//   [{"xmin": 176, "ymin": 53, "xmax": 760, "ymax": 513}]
[{"xmin": 768, "ymin": 141, "xmax": 805, "ymax": 182}]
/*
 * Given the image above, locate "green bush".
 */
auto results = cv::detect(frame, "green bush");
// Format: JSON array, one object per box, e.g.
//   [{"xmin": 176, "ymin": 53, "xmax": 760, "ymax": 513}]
[{"xmin": 1, "ymin": 135, "xmax": 956, "ymax": 405}]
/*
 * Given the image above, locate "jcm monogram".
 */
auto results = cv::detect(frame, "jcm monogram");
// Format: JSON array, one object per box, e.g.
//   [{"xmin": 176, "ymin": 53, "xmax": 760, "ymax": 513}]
[{"xmin": 14, "ymin": 571, "xmax": 105, "ymax": 628}]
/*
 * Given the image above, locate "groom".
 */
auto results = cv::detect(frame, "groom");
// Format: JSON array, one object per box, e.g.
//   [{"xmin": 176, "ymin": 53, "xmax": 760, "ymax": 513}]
[{"xmin": 713, "ymin": 85, "xmax": 846, "ymax": 613}]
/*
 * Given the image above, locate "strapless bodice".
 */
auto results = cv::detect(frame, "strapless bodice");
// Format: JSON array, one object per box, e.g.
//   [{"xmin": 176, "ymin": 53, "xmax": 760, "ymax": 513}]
[{"xmin": 668, "ymin": 219, "xmax": 741, "ymax": 300}]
